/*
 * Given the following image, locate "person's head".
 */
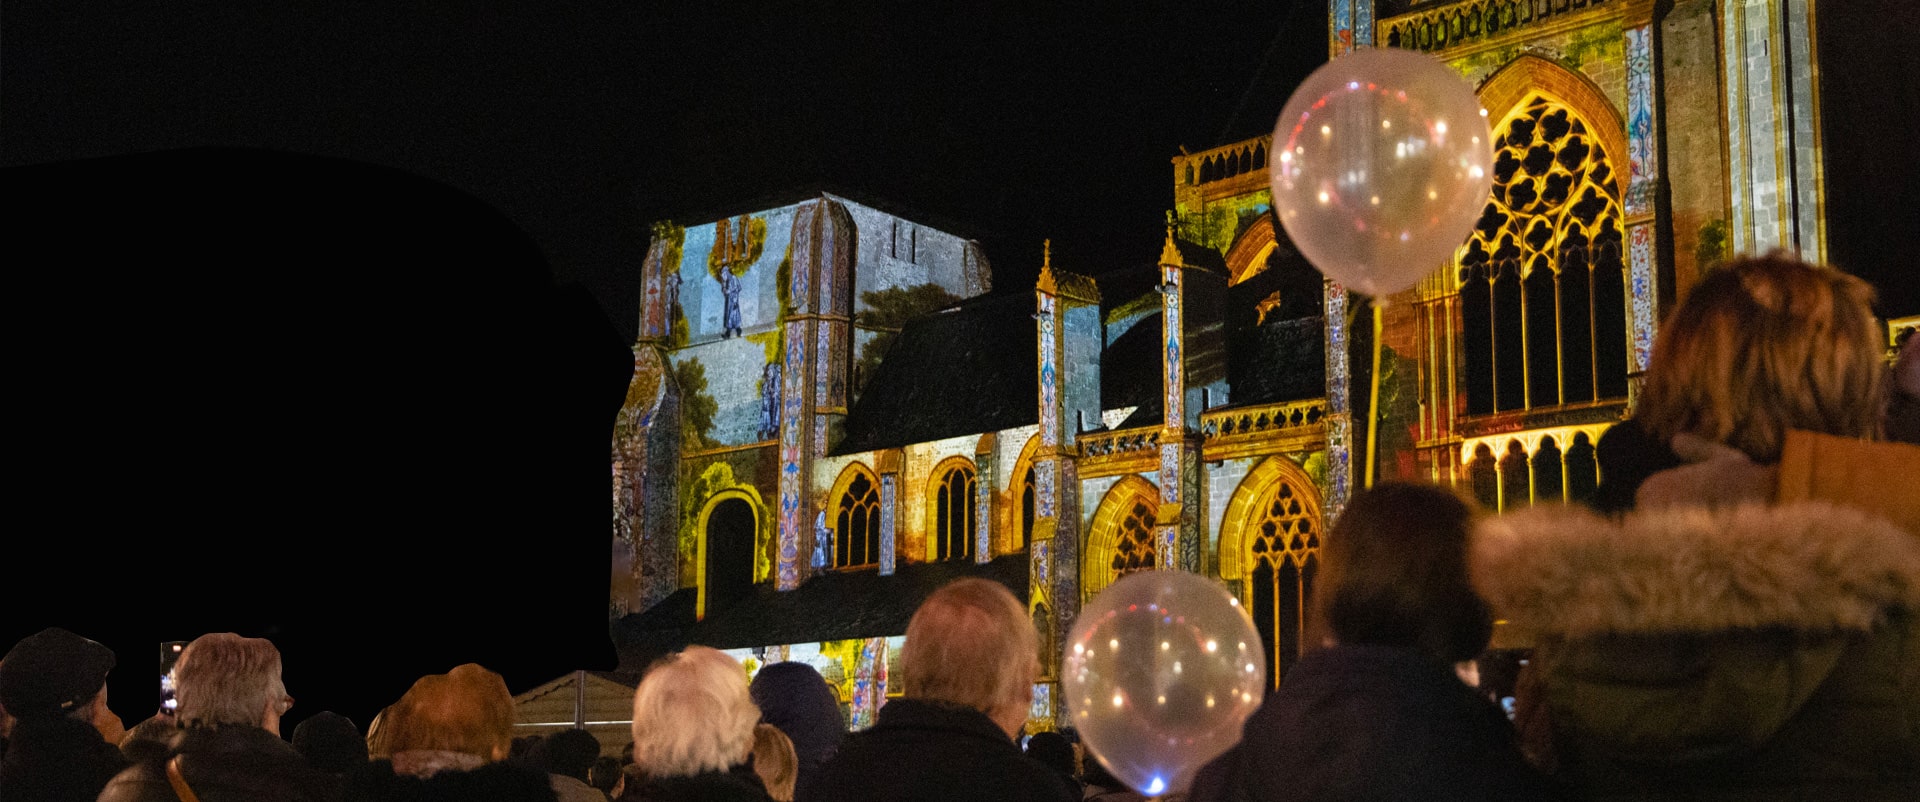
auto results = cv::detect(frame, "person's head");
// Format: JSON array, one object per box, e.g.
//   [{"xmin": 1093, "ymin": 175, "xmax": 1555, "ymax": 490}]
[
  {"xmin": 1024, "ymin": 730, "xmax": 1075, "ymax": 777},
  {"xmin": 375, "ymin": 663, "xmax": 515, "ymax": 763},
  {"xmin": 169, "ymin": 632, "xmax": 291, "ymax": 734},
  {"xmin": 544, "ymin": 727, "xmax": 602, "ymax": 782},
  {"xmin": 1641, "ymin": 252, "xmax": 1884, "ymax": 462},
  {"xmin": 749, "ymin": 722, "xmax": 798, "ymax": 802},
  {"xmin": 291, "ymin": 710, "xmax": 369, "ymax": 774},
  {"xmin": 508, "ymin": 734, "xmax": 546, "ymax": 769},
  {"xmin": 747, "ymin": 661, "xmax": 844, "ymax": 777},
  {"xmin": 589, "ymin": 755, "xmax": 624, "ymax": 793},
  {"xmin": 629, "ymin": 646, "xmax": 759, "ymax": 779},
  {"xmin": 1310, "ymin": 482, "xmax": 1493, "ymax": 665},
  {"xmin": 0, "ymin": 627, "xmax": 115, "ymax": 728},
  {"xmin": 901, "ymin": 577, "xmax": 1037, "ymax": 739}
]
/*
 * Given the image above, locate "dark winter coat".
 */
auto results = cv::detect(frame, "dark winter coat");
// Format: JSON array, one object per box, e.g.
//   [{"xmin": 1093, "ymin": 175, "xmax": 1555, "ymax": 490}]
[
  {"xmin": 1474, "ymin": 499, "xmax": 1920, "ymax": 801},
  {"xmin": 96, "ymin": 724, "xmax": 337, "ymax": 802},
  {"xmin": 1188, "ymin": 643, "xmax": 1557, "ymax": 801},
  {"xmin": 0, "ymin": 715, "xmax": 128, "ymax": 802},
  {"xmin": 343, "ymin": 759, "xmax": 559, "ymax": 802},
  {"xmin": 796, "ymin": 698, "xmax": 1076, "ymax": 802},
  {"xmin": 614, "ymin": 763, "xmax": 772, "ymax": 802}
]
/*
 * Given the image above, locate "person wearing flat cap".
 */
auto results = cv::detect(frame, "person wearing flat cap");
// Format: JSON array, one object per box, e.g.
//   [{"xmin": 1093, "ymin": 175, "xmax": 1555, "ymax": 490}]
[{"xmin": 0, "ymin": 627, "xmax": 129, "ymax": 802}]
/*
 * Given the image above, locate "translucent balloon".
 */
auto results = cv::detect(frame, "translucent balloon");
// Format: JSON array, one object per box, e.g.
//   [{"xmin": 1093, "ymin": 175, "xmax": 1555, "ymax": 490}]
[
  {"xmin": 1269, "ymin": 47, "xmax": 1493, "ymax": 298},
  {"xmin": 1063, "ymin": 571, "xmax": 1265, "ymax": 798}
]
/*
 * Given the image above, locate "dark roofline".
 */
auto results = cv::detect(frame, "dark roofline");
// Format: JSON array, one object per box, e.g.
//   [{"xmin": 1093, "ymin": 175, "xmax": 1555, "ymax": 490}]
[{"xmin": 646, "ymin": 183, "xmax": 990, "ymax": 244}]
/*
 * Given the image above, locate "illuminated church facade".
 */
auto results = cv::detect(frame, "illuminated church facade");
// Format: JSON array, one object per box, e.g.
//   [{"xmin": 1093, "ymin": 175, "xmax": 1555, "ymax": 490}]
[{"xmin": 612, "ymin": 0, "xmax": 1847, "ymax": 731}]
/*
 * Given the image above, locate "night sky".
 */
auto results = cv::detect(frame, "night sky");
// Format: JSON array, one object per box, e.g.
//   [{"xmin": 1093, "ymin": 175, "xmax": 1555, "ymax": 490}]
[
  {"xmin": 9, "ymin": 2, "xmax": 1912, "ymax": 327},
  {"xmin": 5, "ymin": 1, "xmax": 1330, "ymax": 339}
]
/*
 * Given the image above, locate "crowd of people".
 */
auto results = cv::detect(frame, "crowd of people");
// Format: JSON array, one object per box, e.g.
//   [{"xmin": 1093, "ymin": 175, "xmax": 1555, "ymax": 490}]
[{"xmin": 2, "ymin": 251, "xmax": 1917, "ymax": 801}]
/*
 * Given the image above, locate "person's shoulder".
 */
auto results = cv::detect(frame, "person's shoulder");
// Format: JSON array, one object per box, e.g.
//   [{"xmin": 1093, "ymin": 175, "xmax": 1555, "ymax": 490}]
[{"xmin": 95, "ymin": 759, "xmax": 173, "ymax": 802}]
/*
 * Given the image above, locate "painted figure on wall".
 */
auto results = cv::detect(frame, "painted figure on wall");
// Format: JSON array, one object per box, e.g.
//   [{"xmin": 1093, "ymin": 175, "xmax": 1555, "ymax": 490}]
[
  {"xmin": 720, "ymin": 269, "xmax": 744, "ymax": 338},
  {"xmin": 759, "ymin": 360, "xmax": 783, "ymax": 441},
  {"xmin": 812, "ymin": 511, "xmax": 830, "ymax": 571},
  {"xmin": 664, "ymin": 269, "xmax": 682, "ymax": 328}
]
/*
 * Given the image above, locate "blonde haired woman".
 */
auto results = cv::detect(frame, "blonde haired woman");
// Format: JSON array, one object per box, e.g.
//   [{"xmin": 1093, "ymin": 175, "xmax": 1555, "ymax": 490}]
[
  {"xmin": 1477, "ymin": 253, "xmax": 1920, "ymax": 798},
  {"xmin": 1591, "ymin": 250, "xmax": 1887, "ymax": 510},
  {"xmin": 618, "ymin": 646, "xmax": 772, "ymax": 801}
]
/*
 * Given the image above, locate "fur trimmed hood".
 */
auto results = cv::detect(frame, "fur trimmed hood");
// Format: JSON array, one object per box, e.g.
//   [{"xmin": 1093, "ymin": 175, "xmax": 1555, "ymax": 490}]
[{"xmin": 1472, "ymin": 501, "xmax": 1920, "ymax": 637}]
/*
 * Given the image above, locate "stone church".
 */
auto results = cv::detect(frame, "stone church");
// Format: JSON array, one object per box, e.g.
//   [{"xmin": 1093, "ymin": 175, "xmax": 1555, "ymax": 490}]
[{"xmin": 611, "ymin": 0, "xmax": 1874, "ymax": 732}]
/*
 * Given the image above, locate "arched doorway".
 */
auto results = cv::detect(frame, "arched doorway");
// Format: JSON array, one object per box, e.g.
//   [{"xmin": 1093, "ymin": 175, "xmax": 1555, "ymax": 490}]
[{"xmin": 703, "ymin": 497, "xmax": 756, "ymax": 616}]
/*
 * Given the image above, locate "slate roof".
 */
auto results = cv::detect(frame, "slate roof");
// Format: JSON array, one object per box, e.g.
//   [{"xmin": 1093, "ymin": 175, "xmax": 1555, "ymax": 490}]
[
  {"xmin": 1223, "ymin": 239, "xmax": 1330, "ymax": 405},
  {"xmin": 833, "ymin": 292, "xmax": 1038, "ymax": 455},
  {"xmin": 832, "ymin": 241, "xmax": 1321, "ymax": 453},
  {"xmin": 611, "ymin": 553, "xmax": 1030, "ymax": 671}
]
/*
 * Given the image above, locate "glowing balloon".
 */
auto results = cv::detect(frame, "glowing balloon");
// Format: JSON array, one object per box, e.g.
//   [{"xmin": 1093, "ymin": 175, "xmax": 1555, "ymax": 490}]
[
  {"xmin": 1269, "ymin": 47, "xmax": 1493, "ymax": 298},
  {"xmin": 1063, "ymin": 571, "xmax": 1265, "ymax": 798}
]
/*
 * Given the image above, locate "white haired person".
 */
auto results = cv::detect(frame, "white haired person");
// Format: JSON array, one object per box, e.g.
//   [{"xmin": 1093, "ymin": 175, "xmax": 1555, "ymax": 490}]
[
  {"xmin": 617, "ymin": 646, "xmax": 772, "ymax": 802},
  {"xmin": 798, "ymin": 578, "xmax": 1075, "ymax": 802},
  {"xmin": 97, "ymin": 632, "xmax": 337, "ymax": 802}
]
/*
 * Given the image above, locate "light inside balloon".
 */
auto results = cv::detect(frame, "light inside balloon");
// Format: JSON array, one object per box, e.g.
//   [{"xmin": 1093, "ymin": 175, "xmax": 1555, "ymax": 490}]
[
  {"xmin": 1267, "ymin": 46, "xmax": 1496, "ymax": 298},
  {"xmin": 1064, "ymin": 572, "xmax": 1267, "ymax": 799}
]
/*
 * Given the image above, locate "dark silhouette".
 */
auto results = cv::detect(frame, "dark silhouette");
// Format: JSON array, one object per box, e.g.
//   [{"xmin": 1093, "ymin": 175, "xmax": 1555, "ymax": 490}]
[
  {"xmin": 291, "ymin": 712, "xmax": 369, "ymax": 776},
  {"xmin": 3, "ymin": 148, "xmax": 633, "ymax": 735},
  {"xmin": 747, "ymin": 662, "xmax": 844, "ymax": 798}
]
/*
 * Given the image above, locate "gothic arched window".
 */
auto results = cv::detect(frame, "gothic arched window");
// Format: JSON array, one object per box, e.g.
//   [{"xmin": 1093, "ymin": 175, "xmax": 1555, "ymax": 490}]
[
  {"xmin": 833, "ymin": 469, "xmax": 880, "ymax": 569},
  {"xmin": 1460, "ymin": 94, "xmax": 1629, "ymax": 417},
  {"xmin": 933, "ymin": 462, "xmax": 977, "ymax": 561},
  {"xmin": 1109, "ymin": 500, "xmax": 1157, "ymax": 584},
  {"xmin": 1247, "ymin": 479, "xmax": 1318, "ymax": 686}
]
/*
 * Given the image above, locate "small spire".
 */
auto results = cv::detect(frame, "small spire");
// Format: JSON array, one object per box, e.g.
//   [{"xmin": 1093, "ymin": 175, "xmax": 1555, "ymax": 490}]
[
  {"xmin": 1160, "ymin": 211, "xmax": 1183, "ymax": 266},
  {"xmin": 1043, "ymin": 238, "xmax": 1052, "ymax": 272}
]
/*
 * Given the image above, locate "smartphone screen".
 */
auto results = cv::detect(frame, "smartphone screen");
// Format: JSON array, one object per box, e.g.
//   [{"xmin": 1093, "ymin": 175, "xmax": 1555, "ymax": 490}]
[{"xmin": 159, "ymin": 641, "xmax": 187, "ymax": 714}]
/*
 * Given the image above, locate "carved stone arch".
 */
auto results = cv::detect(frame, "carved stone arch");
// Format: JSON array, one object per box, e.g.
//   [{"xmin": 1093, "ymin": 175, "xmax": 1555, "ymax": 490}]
[
  {"xmin": 695, "ymin": 485, "xmax": 767, "ymax": 620},
  {"xmin": 1000, "ymin": 434, "xmax": 1042, "ymax": 556},
  {"xmin": 1477, "ymin": 55, "xmax": 1629, "ymax": 201},
  {"xmin": 1216, "ymin": 455, "xmax": 1323, "ymax": 683},
  {"xmin": 826, "ymin": 462, "xmax": 881, "ymax": 569},
  {"xmin": 1225, "ymin": 214, "xmax": 1279, "ymax": 285},
  {"xmin": 1217, "ymin": 456, "xmax": 1322, "ymax": 584},
  {"xmin": 1082, "ymin": 475, "xmax": 1160, "ymax": 601},
  {"xmin": 1458, "ymin": 56, "xmax": 1635, "ymax": 416}
]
